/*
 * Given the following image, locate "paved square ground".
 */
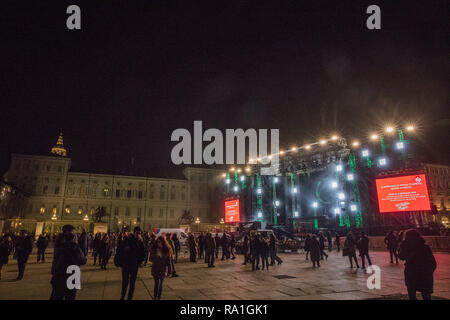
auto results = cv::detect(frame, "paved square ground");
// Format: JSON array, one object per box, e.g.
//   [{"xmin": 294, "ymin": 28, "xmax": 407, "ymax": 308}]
[{"xmin": 0, "ymin": 248, "xmax": 449, "ymax": 300}]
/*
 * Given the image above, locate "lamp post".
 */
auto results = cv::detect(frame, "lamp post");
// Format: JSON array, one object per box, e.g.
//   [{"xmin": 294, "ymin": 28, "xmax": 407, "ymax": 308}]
[
  {"xmin": 195, "ymin": 217, "xmax": 200, "ymax": 232},
  {"xmin": 220, "ymin": 218, "xmax": 225, "ymax": 232}
]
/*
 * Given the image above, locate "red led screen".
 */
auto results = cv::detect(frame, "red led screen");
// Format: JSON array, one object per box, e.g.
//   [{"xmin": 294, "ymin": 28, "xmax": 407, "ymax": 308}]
[
  {"xmin": 224, "ymin": 199, "xmax": 240, "ymax": 223},
  {"xmin": 375, "ymin": 174, "xmax": 431, "ymax": 213}
]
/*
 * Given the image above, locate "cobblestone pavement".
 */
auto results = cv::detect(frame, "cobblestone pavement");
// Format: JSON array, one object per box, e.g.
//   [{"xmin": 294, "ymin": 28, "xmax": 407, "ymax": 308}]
[{"xmin": 0, "ymin": 249, "xmax": 448, "ymax": 300}]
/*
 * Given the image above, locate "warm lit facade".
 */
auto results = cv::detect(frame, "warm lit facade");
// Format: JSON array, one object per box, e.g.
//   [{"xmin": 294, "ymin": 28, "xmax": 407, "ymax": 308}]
[
  {"xmin": 1, "ymin": 148, "xmax": 224, "ymax": 235},
  {"xmin": 424, "ymin": 163, "xmax": 450, "ymax": 227}
]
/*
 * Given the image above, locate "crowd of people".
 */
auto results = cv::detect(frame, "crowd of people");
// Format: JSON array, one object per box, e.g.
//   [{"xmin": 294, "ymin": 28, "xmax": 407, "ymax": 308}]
[{"xmin": 0, "ymin": 226, "xmax": 439, "ymax": 300}]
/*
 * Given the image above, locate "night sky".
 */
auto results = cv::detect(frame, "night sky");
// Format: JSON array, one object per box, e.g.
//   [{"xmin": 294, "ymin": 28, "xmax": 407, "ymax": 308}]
[{"xmin": 1, "ymin": 0, "xmax": 448, "ymax": 178}]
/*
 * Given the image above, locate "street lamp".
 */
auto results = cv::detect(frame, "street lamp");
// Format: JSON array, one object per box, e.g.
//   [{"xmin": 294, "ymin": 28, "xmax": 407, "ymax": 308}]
[
  {"xmin": 220, "ymin": 218, "xmax": 225, "ymax": 232},
  {"xmin": 195, "ymin": 217, "xmax": 200, "ymax": 232}
]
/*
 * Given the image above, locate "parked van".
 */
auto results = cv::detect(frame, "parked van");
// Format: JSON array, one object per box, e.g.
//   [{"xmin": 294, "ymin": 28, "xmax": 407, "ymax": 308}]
[{"xmin": 153, "ymin": 228, "xmax": 189, "ymax": 246}]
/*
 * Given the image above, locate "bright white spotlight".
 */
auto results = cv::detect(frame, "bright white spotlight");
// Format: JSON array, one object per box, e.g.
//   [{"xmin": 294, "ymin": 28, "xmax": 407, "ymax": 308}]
[
  {"xmin": 331, "ymin": 135, "xmax": 338, "ymax": 141},
  {"xmin": 340, "ymin": 201, "xmax": 346, "ymax": 206},
  {"xmin": 370, "ymin": 134, "xmax": 378, "ymax": 140},
  {"xmin": 347, "ymin": 174, "xmax": 354, "ymax": 181},
  {"xmin": 257, "ymin": 212, "xmax": 262, "ymax": 218},
  {"xmin": 336, "ymin": 165, "xmax": 343, "ymax": 172},
  {"xmin": 256, "ymin": 188, "xmax": 262, "ymax": 194},
  {"xmin": 386, "ymin": 126, "xmax": 394, "ymax": 133},
  {"xmin": 233, "ymin": 186, "xmax": 239, "ymax": 192},
  {"xmin": 406, "ymin": 125, "xmax": 415, "ymax": 132},
  {"xmin": 350, "ymin": 204, "xmax": 357, "ymax": 212},
  {"xmin": 292, "ymin": 187, "xmax": 297, "ymax": 193},
  {"xmin": 291, "ymin": 147, "xmax": 297, "ymax": 152},
  {"xmin": 362, "ymin": 149, "xmax": 369, "ymax": 157},
  {"xmin": 320, "ymin": 140, "xmax": 327, "ymax": 145},
  {"xmin": 352, "ymin": 141, "xmax": 360, "ymax": 147},
  {"xmin": 312, "ymin": 202, "xmax": 318, "ymax": 208},
  {"xmin": 334, "ymin": 208, "xmax": 340, "ymax": 215},
  {"xmin": 273, "ymin": 177, "xmax": 279, "ymax": 183},
  {"xmin": 240, "ymin": 176, "xmax": 245, "ymax": 181},
  {"xmin": 275, "ymin": 200, "xmax": 280, "ymax": 206},
  {"xmin": 294, "ymin": 211, "xmax": 299, "ymax": 217},
  {"xmin": 226, "ymin": 179, "xmax": 230, "ymax": 184},
  {"xmin": 338, "ymin": 193, "xmax": 345, "ymax": 200},
  {"xmin": 331, "ymin": 181, "xmax": 338, "ymax": 189},
  {"xmin": 379, "ymin": 158, "xmax": 387, "ymax": 166},
  {"xmin": 396, "ymin": 142, "xmax": 404, "ymax": 150}
]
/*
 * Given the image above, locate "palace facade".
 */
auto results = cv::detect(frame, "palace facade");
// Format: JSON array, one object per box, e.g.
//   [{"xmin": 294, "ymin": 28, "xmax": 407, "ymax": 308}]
[{"xmin": 1, "ymin": 133, "xmax": 225, "ymax": 234}]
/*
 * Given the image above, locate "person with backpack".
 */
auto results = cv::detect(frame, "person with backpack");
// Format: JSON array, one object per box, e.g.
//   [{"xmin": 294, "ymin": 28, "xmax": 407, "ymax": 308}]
[
  {"xmin": 50, "ymin": 225, "xmax": 86, "ymax": 300},
  {"xmin": 114, "ymin": 227, "xmax": 145, "ymax": 300}
]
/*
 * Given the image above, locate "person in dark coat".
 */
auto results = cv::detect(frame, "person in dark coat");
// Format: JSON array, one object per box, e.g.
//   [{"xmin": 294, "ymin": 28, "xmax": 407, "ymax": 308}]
[
  {"xmin": 260, "ymin": 238, "xmax": 270, "ymax": 270},
  {"xmin": 50, "ymin": 229, "xmax": 86, "ymax": 300},
  {"xmin": 269, "ymin": 233, "xmax": 282, "ymax": 265},
  {"xmin": 344, "ymin": 232, "xmax": 360, "ymax": 268},
  {"xmin": 384, "ymin": 231, "xmax": 399, "ymax": 264},
  {"xmin": 304, "ymin": 234, "xmax": 311, "ymax": 260},
  {"xmin": 187, "ymin": 233, "xmax": 197, "ymax": 262},
  {"xmin": 142, "ymin": 232, "xmax": 150, "ymax": 266},
  {"xmin": 309, "ymin": 235, "xmax": 321, "ymax": 267},
  {"xmin": 165, "ymin": 233, "xmax": 178, "ymax": 277},
  {"xmin": 115, "ymin": 227, "xmax": 145, "ymax": 300},
  {"xmin": 0, "ymin": 234, "xmax": 14, "ymax": 280},
  {"xmin": 204, "ymin": 232, "xmax": 216, "ymax": 267},
  {"xmin": 78, "ymin": 229, "xmax": 88, "ymax": 257},
  {"xmin": 197, "ymin": 232, "xmax": 205, "ymax": 260},
  {"xmin": 242, "ymin": 235, "xmax": 251, "ymax": 265},
  {"xmin": 36, "ymin": 233, "xmax": 49, "ymax": 263},
  {"xmin": 318, "ymin": 232, "xmax": 328, "ymax": 260},
  {"xmin": 326, "ymin": 231, "xmax": 333, "ymax": 252},
  {"xmin": 99, "ymin": 234, "xmax": 112, "ymax": 270},
  {"xmin": 398, "ymin": 229, "xmax": 437, "ymax": 300},
  {"xmin": 15, "ymin": 230, "xmax": 33, "ymax": 280},
  {"xmin": 92, "ymin": 233, "xmax": 102, "ymax": 265},
  {"xmin": 171, "ymin": 233, "xmax": 181, "ymax": 263},
  {"xmin": 221, "ymin": 233, "xmax": 230, "ymax": 260},
  {"xmin": 214, "ymin": 234, "xmax": 221, "ymax": 258},
  {"xmin": 357, "ymin": 232, "xmax": 372, "ymax": 269},
  {"xmin": 251, "ymin": 234, "xmax": 261, "ymax": 271},
  {"xmin": 150, "ymin": 236, "xmax": 170, "ymax": 300},
  {"xmin": 230, "ymin": 235, "xmax": 236, "ymax": 260},
  {"xmin": 335, "ymin": 233, "xmax": 341, "ymax": 252}
]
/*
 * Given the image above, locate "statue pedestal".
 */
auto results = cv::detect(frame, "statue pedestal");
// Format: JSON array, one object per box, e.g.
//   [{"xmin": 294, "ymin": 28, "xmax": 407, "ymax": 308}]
[{"xmin": 93, "ymin": 222, "xmax": 108, "ymax": 234}]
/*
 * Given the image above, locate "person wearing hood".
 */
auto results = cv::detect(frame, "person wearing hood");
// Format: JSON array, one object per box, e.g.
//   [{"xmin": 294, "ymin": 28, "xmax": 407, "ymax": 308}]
[
  {"xmin": 398, "ymin": 229, "xmax": 437, "ymax": 300},
  {"xmin": 50, "ymin": 225, "xmax": 86, "ymax": 300}
]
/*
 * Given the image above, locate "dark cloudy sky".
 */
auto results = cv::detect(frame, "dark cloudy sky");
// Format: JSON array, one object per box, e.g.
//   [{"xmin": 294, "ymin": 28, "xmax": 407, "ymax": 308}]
[{"xmin": 1, "ymin": 0, "xmax": 448, "ymax": 178}]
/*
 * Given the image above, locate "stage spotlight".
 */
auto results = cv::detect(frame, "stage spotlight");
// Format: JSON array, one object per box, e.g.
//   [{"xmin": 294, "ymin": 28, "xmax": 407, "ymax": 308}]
[
  {"xmin": 396, "ymin": 142, "xmax": 404, "ymax": 150},
  {"xmin": 305, "ymin": 145, "xmax": 311, "ymax": 150},
  {"xmin": 347, "ymin": 174, "xmax": 354, "ymax": 181},
  {"xmin": 294, "ymin": 211, "xmax": 299, "ymax": 217},
  {"xmin": 233, "ymin": 186, "xmax": 239, "ymax": 192},
  {"xmin": 292, "ymin": 187, "xmax": 297, "ymax": 193},
  {"xmin": 312, "ymin": 202, "xmax": 318, "ymax": 208},
  {"xmin": 331, "ymin": 135, "xmax": 338, "ymax": 141},
  {"xmin": 338, "ymin": 193, "xmax": 345, "ymax": 200},
  {"xmin": 226, "ymin": 179, "xmax": 230, "ymax": 184},
  {"xmin": 291, "ymin": 147, "xmax": 297, "ymax": 152},
  {"xmin": 385, "ymin": 126, "xmax": 394, "ymax": 133},
  {"xmin": 379, "ymin": 158, "xmax": 387, "ymax": 166},
  {"xmin": 336, "ymin": 165, "xmax": 343, "ymax": 172},
  {"xmin": 350, "ymin": 204, "xmax": 357, "ymax": 212},
  {"xmin": 331, "ymin": 181, "xmax": 338, "ymax": 189},
  {"xmin": 362, "ymin": 149, "xmax": 369, "ymax": 157},
  {"xmin": 320, "ymin": 140, "xmax": 327, "ymax": 145},
  {"xmin": 274, "ymin": 177, "xmax": 279, "ymax": 183},
  {"xmin": 222, "ymin": 173, "xmax": 226, "ymax": 178},
  {"xmin": 240, "ymin": 176, "xmax": 245, "ymax": 181},
  {"xmin": 406, "ymin": 125, "xmax": 415, "ymax": 132},
  {"xmin": 257, "ymin": 212, "xmax": 262, "ymax": 218},
  {"xmin": 334, "ymin": 208, "xmax": 340, "ymax": 215},
  {"xmin": 245, "ymin": 167, "xmax": 251, "ymax": 172},
  {"xmin": 370, "ymin": 134, "xmax": 378, "ymax": 140},
  {"xmin": 279, "ymin": 150, "xmax": 284, "ymax": 155},
  {"xmin": 230, "ymin": 167, "xmax": 235, "ymax": 172},
  {"xmin": 352, "ymin": 141, "xmax": 360, "ymax": 147},
  {"xmin": 256, "ymin": 188, "xmax": 262, "ymax": 194},
  {"xmin": 275, "ymin": 200, "xmax": 280, "ymax": 206}
]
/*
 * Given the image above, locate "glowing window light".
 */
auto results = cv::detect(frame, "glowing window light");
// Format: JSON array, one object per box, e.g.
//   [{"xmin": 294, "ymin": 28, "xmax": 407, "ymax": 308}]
[
  {"xmin": 294, "ymin": 211, "xmax": 299, "ymax": 217},
  {"xmin": 312, "ymin": 202, "xmax": 318, "ymax": 208},
  {"xmin": 257, "ymin": 212, "xmax": 262, "ymax": 218},
  {"xmin": 334, "ymin": 208, "xmax": 340, "ymax": 214},
  {"xmin": 336, "ymin": 165, "xmax": 343, "ymax": 172},
  {"xmin": 331, "ymin": 181, "xmax": 338, "ymax": 189},
  {"xmin": 396, "ymin": 142, "xmax": 404, "ymax": 150},
  {"xmin": 362, "ymin": 149, "xmax": 369, "ymax": 157},
  {"xmin": 338, "ymin": 193, "xmax": 345, "ymax": 200},
  {"xmin": 379, "ymin": 158, "xmax": 387, "ymax": 166},
  {"xmin": 347, "ymin": 174, "xmax": 354, "ymax": 181},
  {"xmin": 350, "ymin": 204, "xmax": 357, "ymax": 212}
]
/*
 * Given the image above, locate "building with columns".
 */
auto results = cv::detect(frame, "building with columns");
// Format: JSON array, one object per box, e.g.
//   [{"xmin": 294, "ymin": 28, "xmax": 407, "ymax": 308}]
[{"xmin": 1, "ymin": 133, "xmax": 225, "ymax": 234}]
